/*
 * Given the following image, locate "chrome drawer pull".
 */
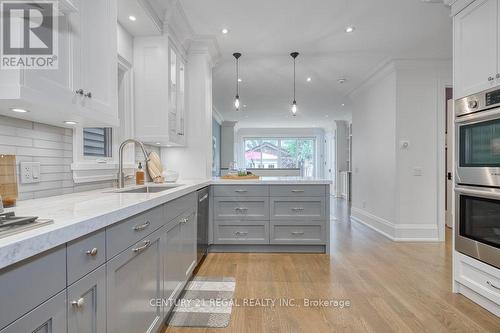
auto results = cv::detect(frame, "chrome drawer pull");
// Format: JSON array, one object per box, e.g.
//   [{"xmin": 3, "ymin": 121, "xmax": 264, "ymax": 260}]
[
  {"xmin": 291, "ymin": 190, "xmax": 305, "ymax": 193},
  {"xmin": 180, "ymin": 217, "xmax": 189, "ymax": 224},
  {"xmin": 71, "ymin": 297, "xmax": 85, "ymax": 308},
  {"xmin": 487, "ymin": 280, "xmax": 500, "ymax": 291},
  {"xmin": 199, "ymin": 194, "xmax": 209, "ymax": 202},
  {"xmin": 235, "ymin": 207, "xmax": 249, "ymax": 211},
  {"xmin": 133, "ymin": 221, "xmax": 150, "ymax": 231},
  {"xmin": 85, "ymin": 248, "xmax": 98, "ymax": 256},
  {"xmin": 235, "ymin": 231, "xmax": 248, "ymax": 236},
  {"xmin": 235, "ymin": 189, "xmax": 248, "ymax": 193},
  {"xmin": 291, "ymin": 231, "xmax": 305, "ymax": 235},
  {"xmin": 291, "ymin": 207, "xmax": 305, "ymax": 211},
  {"xmin": 132, "ymin": 240, "xmax": 151, "ymax": 253}
]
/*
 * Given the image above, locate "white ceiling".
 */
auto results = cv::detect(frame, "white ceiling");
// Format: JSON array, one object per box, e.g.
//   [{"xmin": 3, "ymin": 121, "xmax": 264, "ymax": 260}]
[
  {"xmin": 179, "ymin": 0, "xmax": 452, "ymax": 128},
  {"xmin": 118, "ymin": 0, "xmax": 162, "ymax": 36}
]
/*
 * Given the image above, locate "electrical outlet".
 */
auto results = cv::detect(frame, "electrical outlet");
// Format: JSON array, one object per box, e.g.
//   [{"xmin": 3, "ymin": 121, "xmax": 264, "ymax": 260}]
[{"xmin": 20, "ymin": 162, "xmax": 41, "ymax": 184}]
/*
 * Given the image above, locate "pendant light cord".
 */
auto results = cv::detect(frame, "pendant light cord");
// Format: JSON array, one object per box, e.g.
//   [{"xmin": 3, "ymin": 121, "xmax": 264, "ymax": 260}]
[
  {"xmin": 236, "ymin": 57, "xmax": 239, "ymax": 97},
  {"xmin": 293, "ymin": 57, "xmax": 296, "ymax": 102}
]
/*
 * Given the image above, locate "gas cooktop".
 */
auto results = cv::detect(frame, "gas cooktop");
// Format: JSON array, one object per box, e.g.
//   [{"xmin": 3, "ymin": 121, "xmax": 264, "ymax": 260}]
[{"xmin": 0, "ymin": 212, "xmax": 53, "ymax": 239}]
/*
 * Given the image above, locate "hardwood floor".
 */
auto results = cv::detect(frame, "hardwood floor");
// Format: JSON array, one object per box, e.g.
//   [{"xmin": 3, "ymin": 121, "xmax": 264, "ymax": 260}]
[{"xmin": 164, "ymin": 198, "xmax": 500, "ymax": 333}]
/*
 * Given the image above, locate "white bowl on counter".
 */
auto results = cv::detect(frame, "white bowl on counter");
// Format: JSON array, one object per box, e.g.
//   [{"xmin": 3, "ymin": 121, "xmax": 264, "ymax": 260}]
[{"xmin": 162, "ymin": 170, "xmax": 179, "ymax": 183}]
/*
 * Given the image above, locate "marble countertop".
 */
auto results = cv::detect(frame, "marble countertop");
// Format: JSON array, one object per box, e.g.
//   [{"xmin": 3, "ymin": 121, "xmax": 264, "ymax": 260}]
[{"xmin": 0, "ymin": 177, "xmax": 331, "ymax": 270}]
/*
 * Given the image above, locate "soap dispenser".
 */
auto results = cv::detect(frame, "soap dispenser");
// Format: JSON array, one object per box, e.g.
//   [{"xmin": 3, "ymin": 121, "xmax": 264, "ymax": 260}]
[{"xmin": 136, "ymin": 162, "xmax": 145, "ymax": 185}]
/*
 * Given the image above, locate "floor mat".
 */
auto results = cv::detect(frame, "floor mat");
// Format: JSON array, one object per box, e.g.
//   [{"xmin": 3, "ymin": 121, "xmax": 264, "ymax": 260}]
[{"xmin": 168, "ymin": 277, "xmax": 236, "ymax": 328}]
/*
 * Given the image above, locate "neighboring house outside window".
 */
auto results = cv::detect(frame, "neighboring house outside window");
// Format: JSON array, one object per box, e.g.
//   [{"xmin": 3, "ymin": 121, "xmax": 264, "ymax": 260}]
[{"xmin": 244, "ymin": 138, "xmax": 315, "ymax": 176}]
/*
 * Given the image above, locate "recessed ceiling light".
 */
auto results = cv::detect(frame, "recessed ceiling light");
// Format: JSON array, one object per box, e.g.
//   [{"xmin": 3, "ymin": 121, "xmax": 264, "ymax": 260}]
[
  {"xmin": 306, "ymin": 77, "xmax": 312, "ymax": 82},
  {"xmin": 156, "ymin": 142, "xmax": 161, "ymax": 145},
  {"xmin": 221, "ymin": 28, "xmax": 229, "ymax": 34},
  {"xmin": 338, "ymin": 78, "xmax": 347, "ymax": 84},
  {"xmin": 345, "ymin": 25, "xmax": 355, "ymax": 33},
  {"xmin": 341, "ymin": 103, "xmax": 346, "ymax": 107},
  {"xmin": 64, "ymin": 121, "xmax": 77, "ymax": 125},
  {"xmin": 243, "ymin": 104, "xmax": 247, "ymax": 108},
  {"xmin": 129, "ymin": 15, "xmax": 137, "ymax": 21},
  {"xmin": 238, "ymin": 78, "xmax": 242, "ymax": 82},
  {"xmin": 10, "ymin": 108, "xmax": 28, "ymax": 113}
]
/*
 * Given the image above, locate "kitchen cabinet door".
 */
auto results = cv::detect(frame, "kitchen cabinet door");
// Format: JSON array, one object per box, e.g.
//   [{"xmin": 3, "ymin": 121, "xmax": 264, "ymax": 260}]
[
  {"xmin": 107, "ymin": 228, "xmax": 163, "ymax": 333},
  {"xmin": 454, "ymin": 0, "xmax": 498, "ymax": 98},
  {"xmin": 0, "ymin": 291, "xmax": 66, "ymax": 333},
  {"xmin": 163, "ymin": 218, "xmax": 184, "ymax": 315},
  {"xmin": 67, "ymin": 265, "xmax": 106, "ymax": 333},
  {"xmin": 71, "ymin": 0, "xmax": 118, "ymax": 125},
  {"xmin": 180, "ymin": 210, "xmax": 197, "ymax": 279}
]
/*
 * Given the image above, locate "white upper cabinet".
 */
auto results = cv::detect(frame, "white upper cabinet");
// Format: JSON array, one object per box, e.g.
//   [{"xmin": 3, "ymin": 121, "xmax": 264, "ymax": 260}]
[
  {"xmin": 134, "ymin": 36, "xmax": 187, "ymax": 147},
  {"xmin": 0, "ymin": 0, "xmax": 118, "ymax": 127},
  {"xmin": 72, "ymin": 0, "xmax": 118, "ymax": 125},
  {"xmin": 454, "ymin": 0, "xmax": 499, "ymax": 98}
]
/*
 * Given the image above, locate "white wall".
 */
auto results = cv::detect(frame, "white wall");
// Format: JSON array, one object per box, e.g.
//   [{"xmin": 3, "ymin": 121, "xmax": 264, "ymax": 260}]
[
  {"xmin": 350, "ymin": 59, "xmax": 451, "ymax": 241},
  {"xmin": 117, "ymin": 23, "xmax": 133, "ymax": 64},
  {"xmin": 235, "ymin": 127, "xmax": 325, "ymax": 177},
  {"xmin": 351, "ymin": 65, "xmax": 397, "ymax": 230}
]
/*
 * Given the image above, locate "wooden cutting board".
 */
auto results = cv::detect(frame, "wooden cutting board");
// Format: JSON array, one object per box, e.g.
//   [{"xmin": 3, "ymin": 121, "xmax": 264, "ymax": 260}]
[{"xmin": 147, "ymin": 151, "xmax": 164, "ymax": 183}]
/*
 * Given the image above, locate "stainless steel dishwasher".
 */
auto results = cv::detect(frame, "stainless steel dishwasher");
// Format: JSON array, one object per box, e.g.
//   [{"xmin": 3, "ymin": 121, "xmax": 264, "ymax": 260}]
[{"xmin": 196, "ymin": 187, "xmax": 209, "ymax": 265}]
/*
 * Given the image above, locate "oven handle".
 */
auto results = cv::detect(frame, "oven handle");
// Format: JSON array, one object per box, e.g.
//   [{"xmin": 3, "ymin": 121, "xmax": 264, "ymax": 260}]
[
  {"xmin": 455, "ymin": 186, "xmax": 500, "ymax": 200},
  {"xmin": 456, "ymin": 107, "xmax": 500, "ymax": 124}
]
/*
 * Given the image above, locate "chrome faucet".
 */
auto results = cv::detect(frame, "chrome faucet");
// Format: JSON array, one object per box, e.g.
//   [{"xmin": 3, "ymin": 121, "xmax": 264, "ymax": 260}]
[{"xmin": 118, "ymin": 139, "xmax": 149, "ymax": 189}]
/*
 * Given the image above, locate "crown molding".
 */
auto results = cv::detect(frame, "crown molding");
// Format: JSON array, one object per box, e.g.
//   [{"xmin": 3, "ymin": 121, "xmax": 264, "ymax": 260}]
[
  {"xmin": 187, "ymin": 35, "xmax": 222, "ymax": 66},
  {"xmin": 213, "ymin": 107, "xmax": 224, "ymax": 124}
]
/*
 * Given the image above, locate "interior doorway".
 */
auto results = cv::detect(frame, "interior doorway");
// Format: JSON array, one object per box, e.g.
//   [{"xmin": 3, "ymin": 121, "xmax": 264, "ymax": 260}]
[{"xmin": 445, "ymin": 87, "xmax": 454, "ymax": 230}]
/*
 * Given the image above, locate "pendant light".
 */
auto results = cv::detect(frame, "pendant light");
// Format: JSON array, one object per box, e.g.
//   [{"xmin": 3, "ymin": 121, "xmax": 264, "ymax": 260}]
[
  {"xmin": 290, "ymin": 52, "xmax": 299, "ymax": 116},
  {"xmin": 233, "ymin": 52, "xmax": 242, "ymax": 111}
]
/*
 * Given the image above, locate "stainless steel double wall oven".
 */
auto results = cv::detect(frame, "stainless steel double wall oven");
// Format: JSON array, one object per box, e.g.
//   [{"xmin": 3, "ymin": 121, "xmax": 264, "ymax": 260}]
[{"xmin": 455, "ymin": 86, "xmax": 500, "ymax": 269}]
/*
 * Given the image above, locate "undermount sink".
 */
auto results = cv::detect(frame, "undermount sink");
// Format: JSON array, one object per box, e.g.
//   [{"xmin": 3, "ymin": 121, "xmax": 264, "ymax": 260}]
[{"xmin": 112, "ymin": 184, "xmax": 182, "ymax": 194}]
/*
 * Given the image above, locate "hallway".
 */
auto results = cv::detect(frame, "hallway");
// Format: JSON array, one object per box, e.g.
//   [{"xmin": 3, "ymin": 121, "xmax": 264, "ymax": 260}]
[{"xmin": 165, "ymin": 199, "xmax": 500, "ymax": 333}]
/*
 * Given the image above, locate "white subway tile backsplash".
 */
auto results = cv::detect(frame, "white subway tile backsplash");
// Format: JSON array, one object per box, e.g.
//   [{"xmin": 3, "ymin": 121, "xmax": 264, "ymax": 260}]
[{"xmin": 0, "ymin": 115, "xmax": 111, "ymax": 200}]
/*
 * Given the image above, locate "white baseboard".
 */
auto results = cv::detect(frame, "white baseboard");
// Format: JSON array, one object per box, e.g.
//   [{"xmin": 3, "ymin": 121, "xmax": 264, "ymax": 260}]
[{"xmin": 350, "ymin": 207, "xmax": 439, "ymax": 242}]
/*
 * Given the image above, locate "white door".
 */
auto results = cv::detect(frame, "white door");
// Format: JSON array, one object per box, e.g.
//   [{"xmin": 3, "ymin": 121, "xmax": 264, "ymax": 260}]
[
  {"xmin": 454, "ymin": 0, "xmax": 498, "ymax": 98},
  {"xmin": 73, "ymin": 0, "xmax": 118, "ymax": 125}
]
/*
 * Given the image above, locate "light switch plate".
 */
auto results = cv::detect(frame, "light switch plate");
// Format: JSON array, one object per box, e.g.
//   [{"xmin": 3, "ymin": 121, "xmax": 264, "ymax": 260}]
[{"xmin": 20, "ymin": 162, "xmax": 41, "ymax": 184}]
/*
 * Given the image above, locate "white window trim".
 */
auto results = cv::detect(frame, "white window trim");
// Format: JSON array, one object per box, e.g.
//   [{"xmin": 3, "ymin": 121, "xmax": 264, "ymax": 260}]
[{"xmin": 71, "ymin": 55, "xmax": 135, "ymax": 184}]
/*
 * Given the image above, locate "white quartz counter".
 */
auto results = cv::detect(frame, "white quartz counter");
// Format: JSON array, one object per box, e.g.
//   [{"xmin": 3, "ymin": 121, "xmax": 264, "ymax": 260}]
[{"xmin": 0, "ymin": 177, "xmax": 331, "ymax": 270}]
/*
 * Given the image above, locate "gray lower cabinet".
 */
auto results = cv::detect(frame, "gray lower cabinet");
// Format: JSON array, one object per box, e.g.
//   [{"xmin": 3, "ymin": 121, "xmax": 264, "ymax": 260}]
[
  {"xmin": 67, "ymin": 265, "xmax": 106, "ymax": 333},
  {"xmin": 270, "ymin": 221, "xmax": 325, "ymax": 245},
  {"xmin": 214, "ymin": 221, "xmax": 269, "ymax": 244},
  {"xmin": 0, "ymin": 291, "xmax": 67, "ymax": 333},
  {"xmin": 106, "ymin": 227, "xmax": 163, "ymax": 333},
  {"xmin": 163, "ymin": 209, "xmax": 197, "ymax": 315},
  {"xmin": 214, "ymin": 197, "xmax": 269, "ymax": 220},
  {"xmin": 163, "ymin": 217, "xmax": 184, "ymax": 315}
]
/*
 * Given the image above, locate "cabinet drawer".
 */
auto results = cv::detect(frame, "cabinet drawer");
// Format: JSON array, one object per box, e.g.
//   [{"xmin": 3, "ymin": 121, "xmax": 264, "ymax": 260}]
[
  {"xmin": 270, "ymin": 197, "xmax": 326, "ymax": 221},
  {"xmin": 270, "ymin": 185, "xmax": 326, "ymax": 197},
  {"xmin": 165, "ymin": 192, "xmax": 196, "ymax": 223},
  {"xmin": 214, "ymin": 221, "xmax": 269, "ymax": 244},
  {"xmin": 456, "ymin": 254, "xmax": 500, "ymax": 305},
  {"xmin": 67, "ymin": 265, "xmax": 106, "ymax": 333},
  {"xmin": 106, "ymin": 205, "xmax": 163, "ymax": 259},
  {"xmin": 214, "ymin": 197, "xmax": 269, "ymax": 220},
  {"xmin": 0, "ymin": 290, "xmax": 66, "ymax": 333},
  {"xmin": 67, "ymin": 229, "xmax": 106, "ymax": 285},
  {"xmin": 0, "ymin": 246, "xmax": 66, "ymax": 330},
  {"xmin": 270, "ymin": 221, "xmax": 325, "ymax": 245},
  {"xmin": 213, "ymin": 185, "xmax": 269, "ymax": 197}
]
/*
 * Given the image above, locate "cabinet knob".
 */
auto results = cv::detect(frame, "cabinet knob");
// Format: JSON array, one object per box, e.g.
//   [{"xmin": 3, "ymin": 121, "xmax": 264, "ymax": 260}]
[
  {"xmin": 488, "ymin": 76, "xmax": 495, "ymax": 82},
  {"xmin": 75, "ymin": 89, "xmax": 84, "ymax": 95},
  {"xmin": 84, "ymin": 92, "xmax": 92, "ymax": 98},
  {"xmin": 85, "ymin": 248, "xmax": 98, "ymax": 256},
  {"xmin": 71, "ymin": 297, "xmax": 85, "ymax": 308}
]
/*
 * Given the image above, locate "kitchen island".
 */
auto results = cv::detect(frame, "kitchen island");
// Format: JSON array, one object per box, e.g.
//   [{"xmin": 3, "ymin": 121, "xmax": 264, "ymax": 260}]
[{"xmin": 0, "ymin": 177, "xmax": 331, "ymax": 333}]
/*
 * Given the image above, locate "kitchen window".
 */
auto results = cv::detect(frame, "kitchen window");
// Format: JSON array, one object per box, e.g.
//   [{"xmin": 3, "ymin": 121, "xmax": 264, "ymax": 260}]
[
  {"xmin": 83, "ymin": 128, "xmax": 112, "ymax": 157},
  {"xmin": 243, "ymin": 138, "xmax": 315, "ymax": 176}
]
